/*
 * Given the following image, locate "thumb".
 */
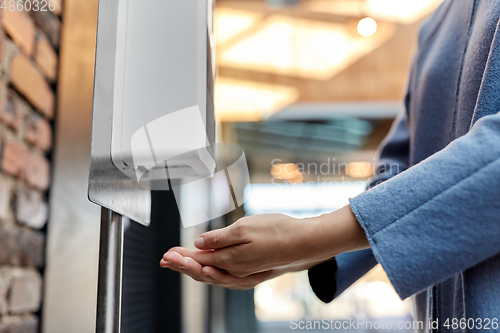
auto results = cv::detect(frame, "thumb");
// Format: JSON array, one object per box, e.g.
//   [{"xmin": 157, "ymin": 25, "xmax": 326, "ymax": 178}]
[{"xmin": 195, "ymin": 225, "xmax": 241, "ymax": 250}]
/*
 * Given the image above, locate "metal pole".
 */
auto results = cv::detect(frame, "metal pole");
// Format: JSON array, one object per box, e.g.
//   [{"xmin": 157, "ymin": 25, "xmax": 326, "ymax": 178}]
[{"xmin": 96, "ymin": 207, "xmax": 124, "ymax": 333}]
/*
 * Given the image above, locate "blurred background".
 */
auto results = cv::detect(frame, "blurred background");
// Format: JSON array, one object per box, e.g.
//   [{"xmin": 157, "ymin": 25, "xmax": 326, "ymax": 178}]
[{"xmin": 0, "ymin": 0, "xmax": 443, "ymax": 332}]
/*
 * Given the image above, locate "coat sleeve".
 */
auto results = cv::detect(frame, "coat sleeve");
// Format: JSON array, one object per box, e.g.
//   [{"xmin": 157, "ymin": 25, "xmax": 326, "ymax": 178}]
[
  {"xmin": 307, "ymin": 0, "xmax": 453, "ymax": 302},
  {"xmin": 308, "ymin": 109, "xmax": 411, "ymax": 303},
  {"xmin": 349, "ymin": 29, "xmax": 500, "ymax": 298}
]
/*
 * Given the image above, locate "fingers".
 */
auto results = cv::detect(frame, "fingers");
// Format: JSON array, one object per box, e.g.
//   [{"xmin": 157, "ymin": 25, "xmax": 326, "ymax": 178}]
[
  {"xmin": 162, "ymin": 251, "xmax": 199, "ymax": 272},
  {"xmin": 161, "ymin": 250, "xmax": 270, "ymax": 290},
  {"xmin": 200, "ymin": 266, "xmax": 253, "ymax": 290},
  {"xmin": 195, "ymin": 222, "xmax": 246, "ymax": 250},
  {"xmin": 159, "ymin": 259, "xmax": 172, "ymax": 267},
  {"xmin": 167, "ymin": 244, "xmax": 258, "ymax": 275},
  {"xmin": 200, "ymin": 266, "xmax": 236, "ymax": 283},
  {"xmin": 200, "ymin": 266, "xmax": 253, "ymax": 287},
  {"xmin": 166, "ymin": 246, "xmax": 230, "ymax": 268},
  {"xmin": 201, "ymin": 266, "xmax": 272, "ymax": 290},
  {"xmin": 165, "ymin": 247, "xmax": 202, "ymax": 258},
  {"xmin": 161, "ymin": 251, "xmax": 219, "ymax": 285}
]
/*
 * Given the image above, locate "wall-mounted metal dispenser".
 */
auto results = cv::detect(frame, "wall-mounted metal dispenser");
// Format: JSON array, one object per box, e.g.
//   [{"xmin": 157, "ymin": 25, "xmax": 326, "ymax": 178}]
[{"xmin": 88, "ymin": 0, "xmax": 215, "ymax": 331}]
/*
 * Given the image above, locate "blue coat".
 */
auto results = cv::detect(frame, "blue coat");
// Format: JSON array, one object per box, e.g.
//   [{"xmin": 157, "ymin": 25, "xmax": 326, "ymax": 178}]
[{"xmin": 309, "ymin": 1, "xmax": 500, "ymax": 331}]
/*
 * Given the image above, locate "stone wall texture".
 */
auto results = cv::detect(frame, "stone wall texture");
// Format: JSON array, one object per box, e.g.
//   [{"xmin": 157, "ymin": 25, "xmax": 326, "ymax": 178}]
[{"xmin": 0, "ymin": 1, "xmax": 62, "ymax": 332}]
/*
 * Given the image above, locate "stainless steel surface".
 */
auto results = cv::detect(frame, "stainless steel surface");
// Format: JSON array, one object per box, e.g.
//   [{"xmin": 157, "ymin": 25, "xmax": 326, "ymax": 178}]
[
  {"xmin": 89, "ymin": 0, "xmax": 216, "ymax": 225},
  {"xmin": 96, "ymin": 208, "xmax": 124, "ymax": 333},
  {"xmin": 110, "ymin": 0, "xmax": 215, "ymax": 176},
  {"xmin": 42, "ymin": 0, "xmax": 102, "ymax": 332},
  {"xmin": 45, "ymin": 0, "xmax": 215, "ymax": 331},
  {"xmin": 89, "ymin": 0, "xmax": 151, "ymax": 226}
]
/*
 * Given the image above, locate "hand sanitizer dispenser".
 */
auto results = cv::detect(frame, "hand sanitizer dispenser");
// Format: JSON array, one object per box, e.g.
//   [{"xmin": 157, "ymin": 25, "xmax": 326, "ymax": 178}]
[
  {"xmin": 111, "ymin": 0, "xmax": 216, "ymax": 182},
  {"xmin": 89, "ymin": 0, "xmax": 216, "ymax": 226},
  {"xmin": 88, "ymin": 1, "xmax": 216, "ymax": 332}
]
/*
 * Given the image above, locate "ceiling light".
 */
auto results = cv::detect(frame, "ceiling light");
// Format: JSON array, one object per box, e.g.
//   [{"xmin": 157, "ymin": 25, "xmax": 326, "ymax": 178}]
[
  {"xmin": 303, "ymin": 0, "xmax": 444, "ymax": 25},
  {"xmin": 367, "ymin": 0, "xmax": 443, "ymax": 24},
  {"xmin": 303, "ymin": 0, "xmax": 364, "ymax": 17},
  {"xmin": 219, "ymin": 15, "xmax": 395, "ymax": 80},
  {"xmin": 215, "ymin": 8, "xmax": 262, "ymax": 45},
  {"xmin": 215, "ymin": 78, "xmax": 299, "ymax": 122},
  {"xmin": 357, "ymin": 17, "xmax": 378, "ymax": 37}
]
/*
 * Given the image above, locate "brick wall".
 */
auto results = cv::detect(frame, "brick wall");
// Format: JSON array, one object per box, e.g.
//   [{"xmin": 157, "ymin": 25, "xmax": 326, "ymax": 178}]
[{"xmin": 0, "ymin": 2, "xmax": 62, "ymax": 332}]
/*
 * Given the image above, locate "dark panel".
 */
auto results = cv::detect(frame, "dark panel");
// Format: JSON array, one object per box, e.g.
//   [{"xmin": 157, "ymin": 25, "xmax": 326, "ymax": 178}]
[
  {"xmin": 152, "ymin": 190, "xmax": 183, "ymax": 333},
  {"xmin": 120, "ymin": 190, "xmax": 182, "ymax": 333},
  {"xmin": 121, "ymin": 221, "xmax": 154, "ymax": 333}
]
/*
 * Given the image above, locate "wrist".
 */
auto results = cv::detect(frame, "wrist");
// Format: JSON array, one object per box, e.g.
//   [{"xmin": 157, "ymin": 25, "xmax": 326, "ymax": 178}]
[
  {"xmin": 277, "ymin": 258, "xmax": 334, "ymax": 275},
  {"xmin": 303, "ymin": 205, "xmax": 370, "ymax": 262}
]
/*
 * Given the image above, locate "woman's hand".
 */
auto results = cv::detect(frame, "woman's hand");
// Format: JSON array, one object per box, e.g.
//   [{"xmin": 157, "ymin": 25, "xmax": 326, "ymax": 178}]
[
  {"xmin": 160, "ymin": 247, "xmax": 285, "ymax": 290},
  {"xmin": 160, "ymin": 247, "xmax": 328, "ymax": 290},
  {"xmin": 160, "ymin": 205, "xmax": 369, "ymax": 281},
  {"xmin": 171, "ymin": 213, "xmax": 316, "ymax": 277}
]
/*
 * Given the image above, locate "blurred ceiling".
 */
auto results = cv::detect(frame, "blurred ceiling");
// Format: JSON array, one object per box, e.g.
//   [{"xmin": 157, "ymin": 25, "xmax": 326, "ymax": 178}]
[
  {"xmin": 214, "ymin": 0, "xmax": 444, "ymax": 122},
  {"xmin": 302, "ymin": 0, "xmax": 443, "ymax": 24},
  {"xmin": 224, "ymin": 116, "xmax": 394, "ymax": 183}
]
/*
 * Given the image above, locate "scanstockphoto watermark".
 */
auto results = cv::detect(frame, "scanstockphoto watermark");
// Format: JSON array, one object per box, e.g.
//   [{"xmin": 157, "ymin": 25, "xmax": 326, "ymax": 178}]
[
  {"xmin": 290, "ymin": 318, "xmax": 435, "ymax": 331},
  {"xmin": 270, "ymin": 158, "xmax": 401, "ymax": 192}
]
